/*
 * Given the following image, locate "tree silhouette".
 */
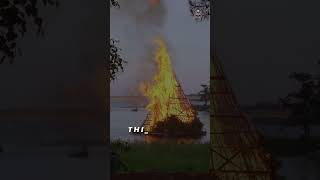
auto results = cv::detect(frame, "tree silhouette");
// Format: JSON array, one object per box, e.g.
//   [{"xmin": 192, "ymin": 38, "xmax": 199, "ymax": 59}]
[
  {"xmin": 189, "ymin": 0, "xmax": 211, "ymax": 21},
  {"xmin": 198, "ymin": 84, "xmax": 210, "ymax": 107},
  {"xmin": 281, "ymin": 61, "xmax": 320, "ymax": 141},
  {"xmin": 0, "ymin": 0, "xmax": 58, "ymax": 64},
  {"xmin": 110, "ymin": 38, "xmax": 126, "ymax": 81},
  {"xmin": 110, "ymin": 0, "xmax": 119, "ymax": 9},
  {"xmin": 0, "ymin": 0, "xmax": 126, "ymax": 81},
  {"xmin": 109, "ymin": 0, "xmax": 126, "ymax": 81}
]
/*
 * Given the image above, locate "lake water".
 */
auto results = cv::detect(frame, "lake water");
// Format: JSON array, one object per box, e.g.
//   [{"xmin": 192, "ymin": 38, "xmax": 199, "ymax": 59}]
[
  {"xmin": 253, "ymin": 122, "xmax": 320, "ymax": 179},
  {"xmin": 110, "ymin": 99, "xmax": 210, "ymax": 143},
  {"xmin": 255, "ymin": 123, "xmax": 320, "ymax": 138},
  {"xmin": 110, "ymin": 98, "xmax": 320, "ymax": 179}
]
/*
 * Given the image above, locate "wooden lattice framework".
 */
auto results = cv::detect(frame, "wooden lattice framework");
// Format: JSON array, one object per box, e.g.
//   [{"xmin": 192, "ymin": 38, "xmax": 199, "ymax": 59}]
[
  {"xmin": 142, "ymin": 77, "xmax": 196, "ymax": 133},
  {"xmin": 210, "ymin": 53, "xmax": 273, "ymax": 179}
]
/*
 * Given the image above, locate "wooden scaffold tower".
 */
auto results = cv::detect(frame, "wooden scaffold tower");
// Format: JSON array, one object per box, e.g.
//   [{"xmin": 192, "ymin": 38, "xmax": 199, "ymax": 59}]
[
  {"xmin": 142, "ymin": 74, "xmax": 196, "ymax": 133},
  {"xmin": 210, "ymin": 53, "xmax": 273, "ymax": 179}
]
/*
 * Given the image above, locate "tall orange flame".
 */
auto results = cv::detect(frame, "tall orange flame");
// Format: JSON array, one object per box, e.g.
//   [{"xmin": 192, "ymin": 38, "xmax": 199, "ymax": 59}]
[{"xmin": 140, "ymin": 38, "xmax": 195, "ymax": 131}]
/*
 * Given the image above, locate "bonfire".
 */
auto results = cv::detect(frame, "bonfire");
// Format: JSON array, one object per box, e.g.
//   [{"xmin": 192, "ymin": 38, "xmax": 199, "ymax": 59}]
[{"xmin": 140, "ymin": 38, "xmax": 204, "ymax": 137}]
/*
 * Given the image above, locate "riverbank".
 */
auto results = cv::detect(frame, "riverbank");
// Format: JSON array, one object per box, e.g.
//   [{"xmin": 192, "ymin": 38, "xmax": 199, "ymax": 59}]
[{"xmin": 112, "ymin": 142, "xmax": 210, "ymax": 172}]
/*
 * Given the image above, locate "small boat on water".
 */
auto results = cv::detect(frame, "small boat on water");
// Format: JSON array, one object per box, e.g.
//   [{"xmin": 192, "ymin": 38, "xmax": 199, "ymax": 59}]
[{"xmin": 131, "ymin": 107, "xmax": 138, "ymax": 112}]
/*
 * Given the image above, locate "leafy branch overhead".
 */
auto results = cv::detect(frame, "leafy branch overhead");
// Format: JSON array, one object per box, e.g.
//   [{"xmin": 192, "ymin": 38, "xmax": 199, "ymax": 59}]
[
  {"xmin": 0, "ymin": 0, "xmax": 59, "ymax": 64},
  {"xmin": 189, "ymin": 0, "xmax": 211, "ymax": 21},
  {"xmin": 110, "ymin": 38, "xmax": 126, "ymax": 81},
  {"xmin": 109, "ymin": 0, "xmax": 126, "ymax": 81},
  {"xmin": 110, "ymin": 0, "xmax": 120, "ymax": 9}
]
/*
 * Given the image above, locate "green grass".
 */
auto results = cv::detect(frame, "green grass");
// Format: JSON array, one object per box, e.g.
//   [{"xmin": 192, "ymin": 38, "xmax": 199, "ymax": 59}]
[{"xmin": 113, "ymin": 142, "xmax": 210, "ymax": 172}]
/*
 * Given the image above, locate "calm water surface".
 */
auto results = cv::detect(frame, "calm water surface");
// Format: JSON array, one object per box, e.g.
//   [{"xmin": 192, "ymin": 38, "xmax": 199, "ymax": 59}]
[{"xmin": 110, "ymin": 99, "xmax": 209, "ymax": 143}]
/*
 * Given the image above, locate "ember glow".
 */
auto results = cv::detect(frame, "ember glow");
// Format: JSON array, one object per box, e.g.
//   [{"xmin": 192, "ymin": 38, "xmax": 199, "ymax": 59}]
[
  {"xmin": 149, "ymin": 0, "xmax": 160, "ymax": 6},
  {"xmin": 140, "ymin": 38, "xmax": 195, "ymax": 131}
]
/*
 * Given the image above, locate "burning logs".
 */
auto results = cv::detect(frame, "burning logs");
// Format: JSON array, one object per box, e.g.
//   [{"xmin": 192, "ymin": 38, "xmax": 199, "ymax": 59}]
[
  {"xmin": 140, "ymin": 38, "xmax": 205, "ymax": 138},
  {"xmin": 150, "ymin": 115, "xmax": 205, "ymax": 138}
]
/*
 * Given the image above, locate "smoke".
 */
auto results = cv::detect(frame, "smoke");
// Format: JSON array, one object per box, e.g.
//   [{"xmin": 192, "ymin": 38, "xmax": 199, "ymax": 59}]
[
  {"xmin": 114, "ymin": 0, "xmax": 166, "ymax": 28},
  {"xmin": 111, "ymin": 0, "xmax": 168, "ymax": 95}
]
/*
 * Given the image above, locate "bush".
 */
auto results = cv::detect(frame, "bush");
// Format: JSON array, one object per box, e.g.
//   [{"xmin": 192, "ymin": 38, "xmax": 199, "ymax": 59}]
[{"xmin": 152, "ymin": 115, "xmax": 204, "ymax": 137}]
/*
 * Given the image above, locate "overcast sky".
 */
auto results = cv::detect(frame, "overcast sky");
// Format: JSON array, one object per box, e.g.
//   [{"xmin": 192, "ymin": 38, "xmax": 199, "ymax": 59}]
[
  {"xmin": 110, "ymin": 0, "xmax": 210, "ymax": 96},
  {"xmin": 111, "ymin": 0, "xmax": 320, "ymax": 105},
  {"xmin": 214, "ymin": 0, "xmax": 320, "ymax": 104},
  {"xmin": 1, "ymin": 0, "xmax": 319, "ymax": 108}
]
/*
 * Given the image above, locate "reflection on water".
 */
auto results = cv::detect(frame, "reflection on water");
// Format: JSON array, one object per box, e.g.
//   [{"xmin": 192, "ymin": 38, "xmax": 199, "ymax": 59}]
[
  {"xmin": 111, "ymin": 100, "xmax": 210, "ymax": 143},
  {"xmin": 254, "ymin": 122, "xmax": 320, "ymax": 179}
]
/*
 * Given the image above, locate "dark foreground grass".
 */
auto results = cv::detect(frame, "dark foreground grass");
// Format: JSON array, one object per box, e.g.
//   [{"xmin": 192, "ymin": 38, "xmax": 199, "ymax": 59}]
[
  {"xmin": 113, "ymin": 142, "xmax": 210, "ymax": 172},
  {"xmin": 265, "ymin": 137, "xmax": 320, "ymax": 157}
]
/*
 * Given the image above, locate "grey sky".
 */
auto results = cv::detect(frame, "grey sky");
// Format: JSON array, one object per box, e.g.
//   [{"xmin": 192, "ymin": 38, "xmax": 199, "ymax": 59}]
[
  {"xmin": 214, "ymin": 0, "xmax": 320, "ymax": 105},
  {"xmin": 111, "ymin": 0, "xmax": 210, "ymax": 96},
  {"xmin": 1, "ymin": 0, "xmax": 318, "ymax": 108}
]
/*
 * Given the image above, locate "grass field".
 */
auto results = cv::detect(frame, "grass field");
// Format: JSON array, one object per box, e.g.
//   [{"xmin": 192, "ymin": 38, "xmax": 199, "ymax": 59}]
[{"xmin": 112, "ymin": 142, "xmax": 210, "ymax": 172}]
